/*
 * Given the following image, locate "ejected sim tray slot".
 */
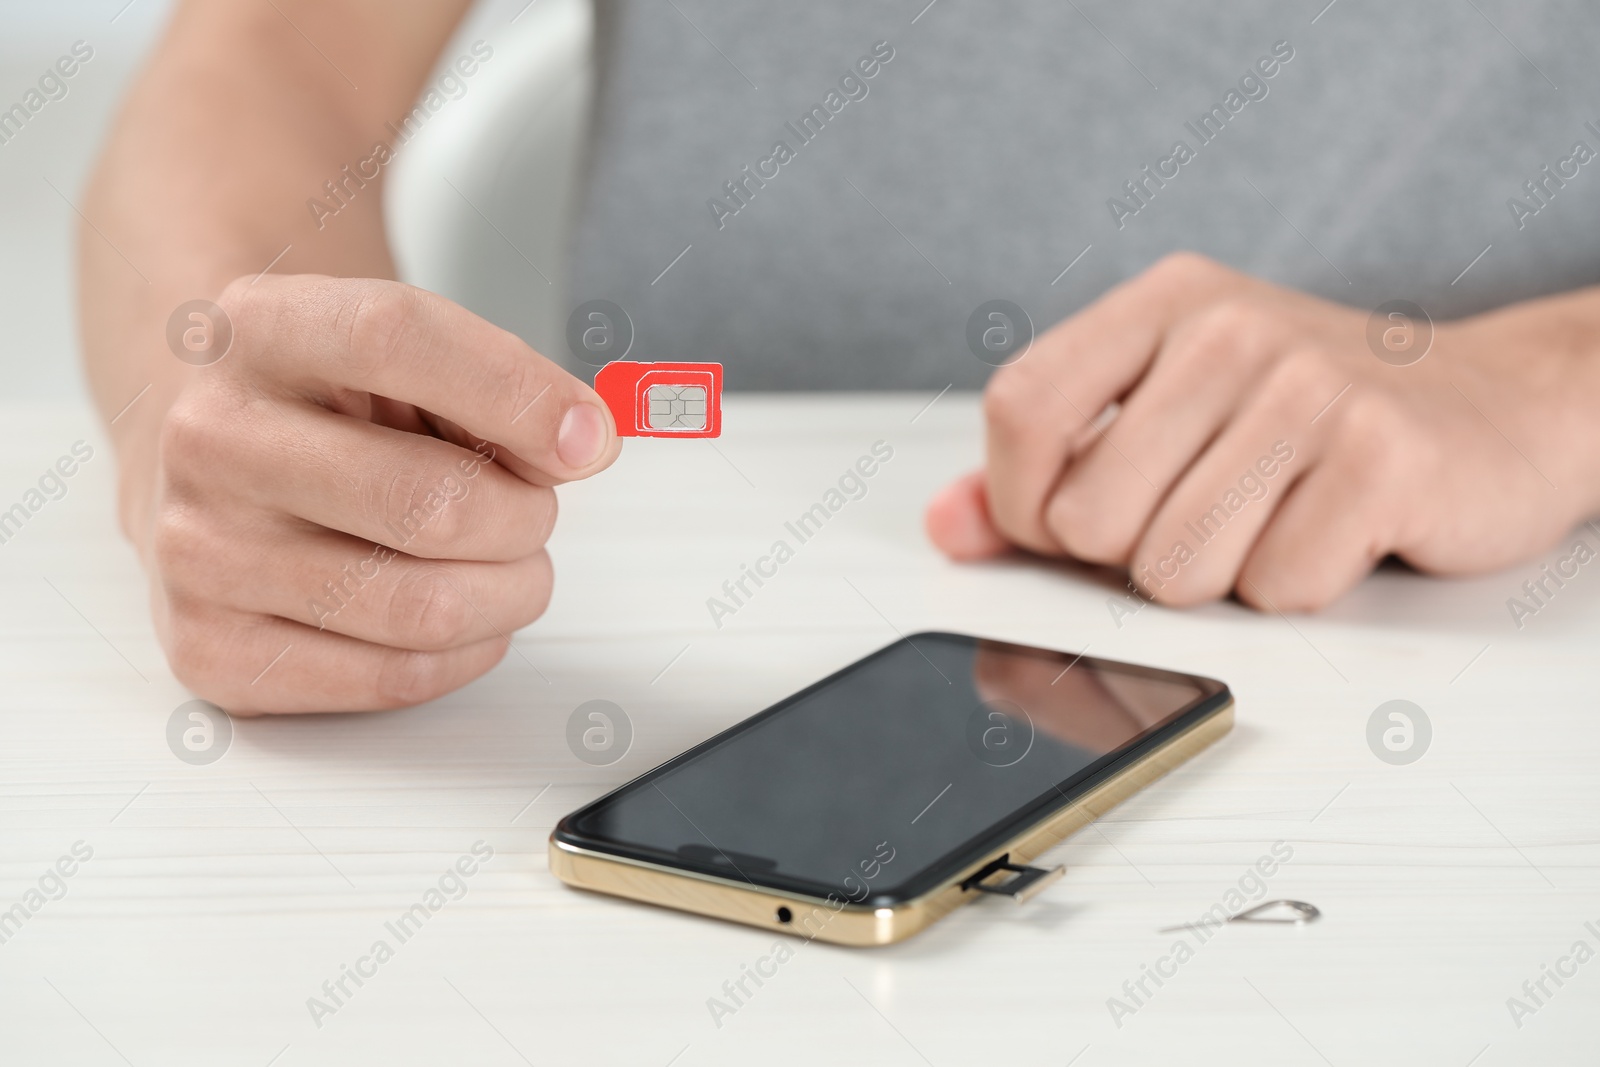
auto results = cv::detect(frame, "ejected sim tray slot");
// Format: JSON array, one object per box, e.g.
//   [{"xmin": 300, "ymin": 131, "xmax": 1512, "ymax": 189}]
[
  {"xmin": 594, "ymin": 361, "xmax": 723, "ymax": 438},
  {"xmin": 960, "ymin": 855, "xmax": 1067, "ymax": 905}
]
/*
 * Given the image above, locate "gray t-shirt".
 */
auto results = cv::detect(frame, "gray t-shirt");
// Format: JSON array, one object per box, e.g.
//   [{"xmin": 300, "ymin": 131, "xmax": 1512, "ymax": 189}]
[{"xmin": 569, "ymin": 0, "xmax": 1600, "ymax": 389}]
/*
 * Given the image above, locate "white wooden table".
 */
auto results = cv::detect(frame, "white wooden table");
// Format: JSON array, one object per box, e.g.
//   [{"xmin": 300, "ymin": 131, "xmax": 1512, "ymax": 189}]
[{"xmin": 2, "ymin": 393, "xmax": 1596, "ymax": 1066}]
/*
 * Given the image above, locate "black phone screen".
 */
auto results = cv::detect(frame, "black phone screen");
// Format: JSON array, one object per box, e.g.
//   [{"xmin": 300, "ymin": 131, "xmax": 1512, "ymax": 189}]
[{"xmin": 558, "ymin": 633, "xmax": 1227, "ymax": 906}]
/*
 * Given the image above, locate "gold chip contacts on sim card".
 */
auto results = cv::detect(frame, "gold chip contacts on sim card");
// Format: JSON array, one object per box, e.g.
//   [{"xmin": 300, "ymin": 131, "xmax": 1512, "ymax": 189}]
[{"xmin": 647, "ymin": 384, "xmax": 708, "ymax": 430}]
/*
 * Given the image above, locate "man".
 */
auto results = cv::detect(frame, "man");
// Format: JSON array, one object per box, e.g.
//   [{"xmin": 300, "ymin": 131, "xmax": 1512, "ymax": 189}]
[{"xmin": 79, "ymin": 0, "xmax": 1600, "ymax": 712}]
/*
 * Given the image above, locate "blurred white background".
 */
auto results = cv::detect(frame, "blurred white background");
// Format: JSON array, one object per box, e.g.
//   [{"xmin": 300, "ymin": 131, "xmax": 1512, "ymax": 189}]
[
  {"xmin": 0, "ymin": 2, "xmax": 172, "ymax": 399},
  {"xmin": 0, "ymin": 0, "xmax": 543, "ymax": 402}
]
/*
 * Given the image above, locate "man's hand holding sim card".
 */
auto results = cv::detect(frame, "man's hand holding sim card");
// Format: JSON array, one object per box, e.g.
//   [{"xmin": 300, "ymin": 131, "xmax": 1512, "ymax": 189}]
[
  {"xmin": 595, "ymin": 361, "xmax": 724, "ymax": 439},
  {"xmin": 103, "ymin": 278, "xmax": 627, "ymax": 714}
]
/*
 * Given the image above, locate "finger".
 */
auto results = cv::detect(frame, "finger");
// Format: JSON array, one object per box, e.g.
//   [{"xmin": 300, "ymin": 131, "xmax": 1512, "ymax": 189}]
[
  {"xmin": 162, "ymin": 605, "xmax": 512, "ymax": 713},
  {"xmin": 189, "ymin": 395, "xmax": 558, "ymax": 561},
  {"xmin": 1238, "ymin": 394, "xmax": 1408, "ymax": 612},
  {"xmin": 221, "ymin": 275, "xmax": 620, "ymax": 484},
  {"xmin": 1043, "ymin": 300, "xmax": 1284, "ymax": 565},
  {"xmin": 925, "ymin": 470, "xmax": 1011, "ymax": 560},
  {"xmin": 983, "ymin": 253, "xmax": 1243, "ymax": 553},
  {"xmin": 167, "ymin": 515, "xmax": 554, "ymax": 651},
  {"xmin": 1130, "ymin": 351, "xmax": 1341, "ymax": 605}
]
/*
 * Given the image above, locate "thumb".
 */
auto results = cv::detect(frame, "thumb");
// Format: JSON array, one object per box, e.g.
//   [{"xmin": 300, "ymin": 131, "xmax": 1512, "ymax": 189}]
[{"xmin": 925, "ymin": 469, "xmax": 1012, "ymax": 561}]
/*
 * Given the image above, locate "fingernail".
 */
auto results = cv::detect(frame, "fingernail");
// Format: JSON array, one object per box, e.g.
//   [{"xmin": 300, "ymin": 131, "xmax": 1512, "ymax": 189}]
[{"xmin": 557, "ymin": 403, "xmax": 608, "ymax": 468}]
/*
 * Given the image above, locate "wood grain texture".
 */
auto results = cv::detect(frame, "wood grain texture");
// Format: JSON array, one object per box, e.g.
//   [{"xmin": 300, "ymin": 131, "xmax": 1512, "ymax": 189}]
[{"xmin": 1, "ymin": 395, "xmax": 1597, "ymax": 1066}]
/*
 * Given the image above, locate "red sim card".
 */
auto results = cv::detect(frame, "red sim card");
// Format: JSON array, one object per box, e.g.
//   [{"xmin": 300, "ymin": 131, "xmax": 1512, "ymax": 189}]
[{"xmin": 594, "ymin": 361, "xmax": 723, "ymax": 438}]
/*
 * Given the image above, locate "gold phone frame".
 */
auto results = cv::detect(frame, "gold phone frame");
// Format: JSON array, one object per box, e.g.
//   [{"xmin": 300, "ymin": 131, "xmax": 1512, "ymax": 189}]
[{"xmin": 550, "ymin": 696, "xmax": 1233, "ymax": 947}]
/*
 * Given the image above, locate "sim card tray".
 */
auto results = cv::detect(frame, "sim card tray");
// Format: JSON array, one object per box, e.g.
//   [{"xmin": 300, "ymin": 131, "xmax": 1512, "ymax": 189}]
[{"xmin": 960, "ymin": 856, "xmax": 1065, "ymax": 905}]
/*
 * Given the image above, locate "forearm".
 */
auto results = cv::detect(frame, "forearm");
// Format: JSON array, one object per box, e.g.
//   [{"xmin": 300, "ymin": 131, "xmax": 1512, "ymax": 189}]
[
  {"xmin": 78, "ymin": 0, "xmax": 468, "ymax": 539},
  {"xmin": 1448, "ymin": 285, "xmax": 1600, "ymax": 517}
]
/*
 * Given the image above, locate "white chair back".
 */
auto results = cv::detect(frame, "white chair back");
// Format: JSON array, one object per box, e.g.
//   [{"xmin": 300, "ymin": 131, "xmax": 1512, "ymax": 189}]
[{"xmin": 386, "ymin": 0, "xmax": 593, "ymax": 364}]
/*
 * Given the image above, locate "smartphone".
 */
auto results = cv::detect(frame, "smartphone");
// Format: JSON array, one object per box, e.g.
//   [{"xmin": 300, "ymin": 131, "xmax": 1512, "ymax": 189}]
[{"xmin": 550, "ymin": 632, "xmax": 1232, "ymax": 946}]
